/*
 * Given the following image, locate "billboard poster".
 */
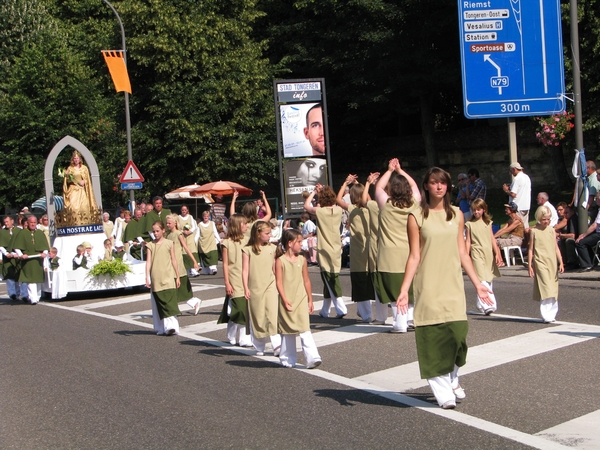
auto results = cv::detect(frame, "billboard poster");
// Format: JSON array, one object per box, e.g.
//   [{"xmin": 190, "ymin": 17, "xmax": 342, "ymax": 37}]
[
  {"xmin": 280, "ymin": 103, "xmax": 326, "ymax": 158},
  {"xmin": 274, "ymin": 78, "xmax": 332, "ymax": 216},
  {"xmin": 283, "ymin": 158, "xmax": 328, "ymax": 214}
]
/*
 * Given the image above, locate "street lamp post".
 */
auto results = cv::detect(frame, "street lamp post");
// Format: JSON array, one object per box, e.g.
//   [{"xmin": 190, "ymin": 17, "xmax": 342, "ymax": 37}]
[{"xmin": 103, "ymin": 0, "xmax": 135, "ymax": 209}]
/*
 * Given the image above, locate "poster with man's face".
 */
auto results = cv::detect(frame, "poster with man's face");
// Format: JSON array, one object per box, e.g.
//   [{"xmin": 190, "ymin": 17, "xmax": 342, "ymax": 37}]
[
  {"xmin": 280, "ymin": 103, "xmax": 326, "ymax": 158},
  {"xmin": 283, "ymin": 158, "xmax": 328, "ymax": 213}
]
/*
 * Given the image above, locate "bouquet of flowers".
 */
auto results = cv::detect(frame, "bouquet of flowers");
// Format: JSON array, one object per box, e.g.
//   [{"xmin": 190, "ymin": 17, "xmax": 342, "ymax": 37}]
[
  {"xmin": 58, "ymin": 167, "xmax": 75, "ymax": 183},
  {"xmin": 535, "ymin": 111, "xmax": 575, "ymax": 146}
]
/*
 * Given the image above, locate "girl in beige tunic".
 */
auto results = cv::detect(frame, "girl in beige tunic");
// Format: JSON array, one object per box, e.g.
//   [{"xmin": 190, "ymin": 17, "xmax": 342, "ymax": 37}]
[
  {"xmin": 242, "ymin": 221, "xmax": 282, "ymax": 356},
  {"xmin": 336, "ymin": 174, "xmax": 375, "ymax": 322},
  {"xmin": 373, "ymin": 158, "xmax": 421, "ymax": 330},
  {"xmin": 217, "ymin": 214, "xmax": 252, "ymax": 347},
  {"xmin": 465, "ymin": 199, "xmax": 504, "ymax": 315},
  {"xmin": 166, "ymin": 215, "xmax": 202, "ymax": 314},
  {"xmin": 177, "ymin": 205, "xmax": 200, "ymax": 277},
  {"xmin": 145, "ymin": 221, "xmax": 181, "ymax": 336},
  {"xmin": 398, "ymin": 167, "xmax": 493, "ymax": 409},
  {"xmin": 304, "ymin": 185, "xmax": 348, "ymax": 318},
  {"xmin": 276, "ymin": 229, "xmax": 322, "ymax": 368},
  {"xmin": 197, "ymin": 211, "xmax": 220, "ymax": 275},
  {"xmin": 528, "ymin": 206, "xmax": 564, "ymax": 323}
]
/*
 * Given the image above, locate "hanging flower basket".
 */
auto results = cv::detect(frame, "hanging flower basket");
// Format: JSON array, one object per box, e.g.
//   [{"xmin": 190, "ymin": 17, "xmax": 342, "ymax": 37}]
[{"xmin": 535, "ymin": 111, "xmax": 575, "ymax": 146}]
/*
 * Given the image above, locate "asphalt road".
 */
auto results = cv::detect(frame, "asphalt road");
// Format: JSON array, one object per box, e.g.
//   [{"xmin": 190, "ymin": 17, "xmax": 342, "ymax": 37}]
[{"xmin": 1, "ymin": 264, "xmax": 599, "ymax": 449}]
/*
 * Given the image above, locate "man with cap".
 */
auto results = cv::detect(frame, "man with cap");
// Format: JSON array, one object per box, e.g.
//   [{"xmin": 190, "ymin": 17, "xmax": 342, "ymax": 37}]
[
  {"xmin": 494, "ymin": 202, "xmax": 525, "ymax": 250},
  {"xmin": 502, "ymin": 162, "xmax": 532, "ymax": 228}
]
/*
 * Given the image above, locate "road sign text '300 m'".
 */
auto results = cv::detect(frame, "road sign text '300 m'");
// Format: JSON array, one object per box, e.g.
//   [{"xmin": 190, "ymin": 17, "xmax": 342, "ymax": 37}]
[{"xmin": 458, "ymin": 0, "xmax": 565, "ymax": 119}]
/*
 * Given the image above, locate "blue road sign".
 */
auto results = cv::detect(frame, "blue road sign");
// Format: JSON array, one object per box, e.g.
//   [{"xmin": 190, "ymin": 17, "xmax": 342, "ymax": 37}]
[
  {"xmin": 121, "ymin": 182, "xmax": 143, "ymax": 190},
  {"xmin": 458, "ymin": 0, "xmax": 565, "ymax": 119}
]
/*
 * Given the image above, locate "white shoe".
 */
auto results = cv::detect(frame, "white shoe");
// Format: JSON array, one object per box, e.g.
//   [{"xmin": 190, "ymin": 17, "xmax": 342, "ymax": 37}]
[
  {"xmin": 441, "ymin": 401, "xmax": 456, "ymax": 410},
  {"xmin": 273, "ymin": 346, "xmax": 281, "ymax": 357},
  {"xmin": 193, "ymin": 299, "xmax": 202, "ymax": 315},
  {"xmin": 370, "ymin": 319, "xmax": 386, "ymax": 325},
  {"xmin": 453, "ymin": 386, "xmax": 466, "ymax": 400},
  {"xmin": 389, "ymin": 328, "xmax": 407, "ymax": 333},
  {"xmin": 307, "ymin": 359, "xmax": 322, "ymax": 369},
  {"xmin": 229, "ymin": 339, "xmax": 237, "ymax": 346},
  {"xmin": 255, "ymin": 351, "xmax": 264, "ymax": 356}
]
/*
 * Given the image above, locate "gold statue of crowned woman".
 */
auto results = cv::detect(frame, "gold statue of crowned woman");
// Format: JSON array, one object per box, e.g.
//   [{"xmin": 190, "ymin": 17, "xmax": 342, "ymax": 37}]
[{"xmin": 60, "ymin": 150, "xmax": 100, "ymax": 226}]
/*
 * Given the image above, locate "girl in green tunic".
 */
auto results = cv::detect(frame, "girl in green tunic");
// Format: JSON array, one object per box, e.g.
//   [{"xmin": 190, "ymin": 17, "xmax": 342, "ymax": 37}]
[
  {"xmin": 242, "ymin": 221, "xmax": 282, "ymax": 356},
  {"xmin": 276, "ymin": 229, "xmax": 322, "ymax": 369},
  {"xmin": 398, "ymin": 167, "xmax": 493, "ymax": 409},
  {"xmin": 145, "ymin": 220, "xmax": 181, "ymax": 336},
  {"xmin": 465, "ymin": 199, "xmax": 504, "ymax": 315},
  {"xmin": 336, "ymin": 174, "xmax": 375, "ymax": 322},
  {"xmin": 217, "ymin": 214, "xmax": 252, "ymax": 347},
  {"xmin": 528, "ymin": 206, "xmax": 564, "ymax": 323}
]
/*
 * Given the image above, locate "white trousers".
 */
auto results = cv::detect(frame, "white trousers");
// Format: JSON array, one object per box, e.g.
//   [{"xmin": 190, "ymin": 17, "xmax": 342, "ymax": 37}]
[
  {"xmin": 20, "ymin": 282, "xmax": 41, "ymax": 304},
  {"xmin": 320, "ymin": 279, "xmax": 347, "ymax": 317},
  {"xmin": 375, "ymin": 300, "xmax": 389, "ymax": 322},
  {"xmin": 279, "ymin": 332, "xmax": 321, "ymax": 368},
  {"xmin": 227, "ymin": 322, "xmax": 252, "ymax": 346},
  {"xmin": 250, "ymin": 322, "xmax": 281, "ymax": 353},
  {"xmin": 476, "ymin": 280, "xmax": 497, "ymax": 313},
  {"xmin": 540, "ymin": 297, "xmax": 558, "ymax": 322},
  {"xmin": 427, "ymin": 365, "xmax": 460, "ymax": 407},
  {"xmin": 391, "ymin": 304, "xmax": 414, "ymax": 331},
  {"xmin": 150, "ymin": 293, "xmax": 180, "ymax": 335},
  {"xmin": 6, "ymin": 279, "xmax": 20, "ymax": 297},
  {"xmin": 356, "ymin": 301, "xmax": 373, "ymax": 321}
]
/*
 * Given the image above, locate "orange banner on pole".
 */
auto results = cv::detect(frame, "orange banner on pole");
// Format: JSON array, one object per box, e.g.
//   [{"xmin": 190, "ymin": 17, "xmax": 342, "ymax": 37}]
[{"xmin": 101, "ymin": 50, "xmax": 132, "ymax": 94}]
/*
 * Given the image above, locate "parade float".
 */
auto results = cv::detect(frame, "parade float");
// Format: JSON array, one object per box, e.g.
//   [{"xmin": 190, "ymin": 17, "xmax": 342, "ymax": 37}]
[{"xmin": 42, "ymin": 136, "xmax": 146, "ymax": 299}]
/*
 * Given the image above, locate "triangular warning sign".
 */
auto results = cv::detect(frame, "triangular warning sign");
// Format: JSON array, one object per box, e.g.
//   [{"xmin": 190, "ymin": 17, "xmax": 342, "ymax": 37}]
[{"xmin": 119, "ymin": 160, "xmax": 145, "ymax": 182}]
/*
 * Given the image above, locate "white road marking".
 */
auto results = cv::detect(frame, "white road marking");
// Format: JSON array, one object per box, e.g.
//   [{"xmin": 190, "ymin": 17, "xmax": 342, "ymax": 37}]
[
  {"xmin": 40, "ymin": 296, "xmax": 596, "ymax": 450},
  {"xmin": 535, "ymin": 410, "xmax": 600, "ymax": 449}
]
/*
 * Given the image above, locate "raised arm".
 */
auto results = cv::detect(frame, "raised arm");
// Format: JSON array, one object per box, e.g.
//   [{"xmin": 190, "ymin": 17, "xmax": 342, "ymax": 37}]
[
  {"xmin": 361, "ymin": 172, "xmax": 380, "ymax": 207},
  {"xmin": 336, "ymin": 174, "xmax": 357, "ymax": 211},
  {"xmin": 375, "ymin": 159, "xmax": 397, "ymax": 209},
  {"xmin": 229, "ymin": 190, "xmax": 239, "ymax": 217},
  {"xmin": 259, "ymin": 190, "xmax": 272, "ymax": 222},
  {"xmin": 303, "ymin": 185, "xmax": 320, "ymax": 215},
  {"xmin": 396, "ymin": 162, "xmax": 421, "ymax": 203}
]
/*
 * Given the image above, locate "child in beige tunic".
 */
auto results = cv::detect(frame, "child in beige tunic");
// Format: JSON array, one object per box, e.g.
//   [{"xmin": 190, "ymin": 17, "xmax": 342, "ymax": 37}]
[
  {"xmin": 242, "ymin": 221, "xmax": 282, "ymax": 356},
  {"xmin": 276, "ymin": 229, "xmax": 322, "ymax": 369},
  {"xmin": 528, "ymin": 206, "xmax": 564, "ymax": 323}
]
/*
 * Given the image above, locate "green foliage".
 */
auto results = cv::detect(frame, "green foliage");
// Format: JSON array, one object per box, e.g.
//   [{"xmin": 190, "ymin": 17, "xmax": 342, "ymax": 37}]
[{"xmin": 88, "ymin": 258, "xmax": 132, "ymax": 278}]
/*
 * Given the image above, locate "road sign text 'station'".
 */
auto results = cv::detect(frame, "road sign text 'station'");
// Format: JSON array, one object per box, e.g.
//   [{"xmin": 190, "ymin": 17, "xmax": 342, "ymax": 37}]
[{"xmin": 458, "ymin": 0, "xmax": 565, "ymax": 119}]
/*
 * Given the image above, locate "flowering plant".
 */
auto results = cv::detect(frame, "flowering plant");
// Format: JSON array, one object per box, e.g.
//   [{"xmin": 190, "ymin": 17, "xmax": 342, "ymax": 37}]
[{"xmin": 535, "ymin": 111, "xmax": 575, "ymax": 146}]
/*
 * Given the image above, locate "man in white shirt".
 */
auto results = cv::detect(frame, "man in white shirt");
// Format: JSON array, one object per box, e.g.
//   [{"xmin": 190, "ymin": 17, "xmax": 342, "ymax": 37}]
[
  {"xmin": 503, "ymin": 162, "xmax": 532, "ymax": 228},
  {"xmin": 536, "ymin": 192, "xmax": 559, "ymax": 227}
]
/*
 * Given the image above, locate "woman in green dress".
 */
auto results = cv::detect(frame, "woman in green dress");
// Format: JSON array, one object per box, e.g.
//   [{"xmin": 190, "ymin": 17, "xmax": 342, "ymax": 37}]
[{"xmin": 397, "ymin": 167, "xmax": 493, "ymax": 409}]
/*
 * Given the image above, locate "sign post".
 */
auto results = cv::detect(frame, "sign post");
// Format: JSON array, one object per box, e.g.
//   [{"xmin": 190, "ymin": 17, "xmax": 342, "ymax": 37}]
[
  {"xmin": 458, "ymin": 0, "xmax": 565, "ymax": 119},
  {"xmin": 119, "ymin": 160, "xmax": 144, "ymax": 191}
]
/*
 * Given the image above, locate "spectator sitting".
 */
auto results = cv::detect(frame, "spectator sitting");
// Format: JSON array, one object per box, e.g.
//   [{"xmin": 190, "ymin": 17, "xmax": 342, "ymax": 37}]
[
  {"xmin": 494, "ymin": 202, "xmax": 525, "ymax": 250},
  {"xmin": 73, "ymin": 245, "xmax": 88, "ymax": 270},
  {"xmin": 557, "ymin": 206, "xmax": 580, "ymax": 270},
  {"xmin": 553, "ymin": 202, "xmax": 568, "ymax": 233}
]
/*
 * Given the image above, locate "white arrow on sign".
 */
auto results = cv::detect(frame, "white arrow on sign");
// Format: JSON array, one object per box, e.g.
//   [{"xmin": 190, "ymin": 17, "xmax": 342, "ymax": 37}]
[{"xmin": 484, "ymin": 54, "xmax": 504, "ymax": 94}]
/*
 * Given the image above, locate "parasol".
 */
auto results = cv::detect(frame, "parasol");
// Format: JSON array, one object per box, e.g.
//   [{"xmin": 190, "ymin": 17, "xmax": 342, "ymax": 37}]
[
  {"xmin": 191, "ymin": 180, "xmax": 252, "ymax": 197},
  {"xmin": 165, "ymin": 184, "xmax": 213, "ymax": 217},
  {"xmin": 31, "ymin": 195, "xmax": 64, "ymax": 212}
]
